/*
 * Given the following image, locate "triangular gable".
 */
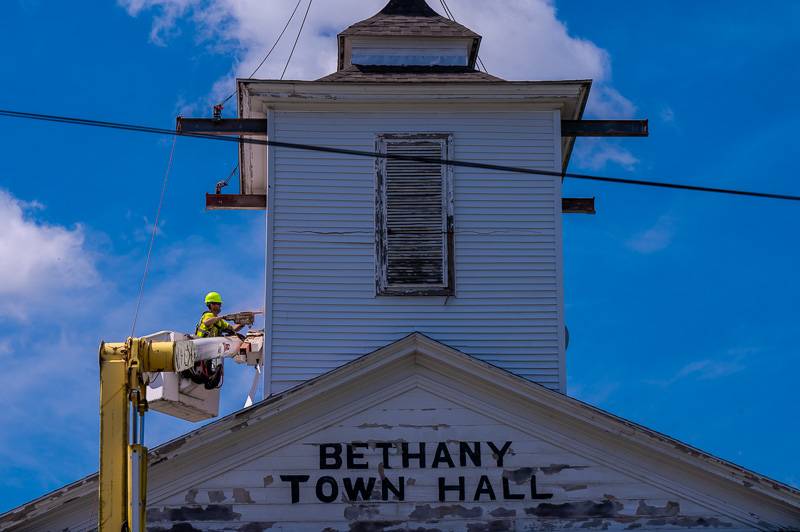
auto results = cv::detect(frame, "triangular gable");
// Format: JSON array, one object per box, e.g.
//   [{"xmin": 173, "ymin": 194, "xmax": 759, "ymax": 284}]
[{"xmin": 4, "ymin": 333, "xmax": 799, "ymax": 531}]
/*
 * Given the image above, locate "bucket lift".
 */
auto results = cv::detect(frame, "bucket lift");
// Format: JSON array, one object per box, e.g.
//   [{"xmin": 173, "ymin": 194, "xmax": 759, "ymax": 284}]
[{"xmin": 97, "ymin": 328, "xmax": 263, "ymax": 531}]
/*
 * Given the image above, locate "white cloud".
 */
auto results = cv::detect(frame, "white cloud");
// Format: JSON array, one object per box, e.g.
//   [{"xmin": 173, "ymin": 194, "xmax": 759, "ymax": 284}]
[
  {"xmin": 569, "ymin": 379, "xmax": 619, "ymax": 407},
  {"xmin": 119, "ymin": 0, "xmax": 637, "ymax": 137},
  {"xmin": 0, "ymin": 215, "xmax": 266, "ymax": 510},
  {"xmin": 660, "ymin": 106, "xmax": 676, "ymax": 124},
  {"xmin": 675, "ymin": 359, "xmax": 746, "ymax": 381},
  {"xmin": 0, "ymin": 189, "xmax": 100, "ymax": 321},
  {"xmin": 652, "ymin": 358, "xmax": 747, "ymax": 388},
  {"xmin": 627, "ymin": 215, "xmax": 675, "ymax": 254},
  {"xmin": 588, "ymin": 86, "xmax": 637, "ymax": 119},
  {"xmin": 647, "ymin": 347, "xmax": 754, "ymax": 388},
  {"xmin": 120, "ymin": 0, "xmax": 201, "ymax": 46},
  {"xmin": 574, "ymin": 138, "xmax": 639, "ymax": 171}
]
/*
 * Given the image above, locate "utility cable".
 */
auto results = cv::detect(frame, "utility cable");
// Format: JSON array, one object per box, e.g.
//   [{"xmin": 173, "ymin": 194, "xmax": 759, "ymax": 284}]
[
  {"xmin": 439, "ymin": 0, "xmax": 488, "ymax": 73},
  {"xmin": 216, "ymin": 164, "xmax": 239, "ymax": 194},
  {"xmin": 1, "ymin": 108, "xmax": 799, "ymax": 203},
  {"xmin": 281, "ymin": 0, "xmax": 314, "ymax": 80},
  {"xmin": 130, "ymin": 135, "xmax": 177, "ymax": 337},
  {"xmin": 219, "ymin": 0, "xmax": 304, "ymax": 106}
]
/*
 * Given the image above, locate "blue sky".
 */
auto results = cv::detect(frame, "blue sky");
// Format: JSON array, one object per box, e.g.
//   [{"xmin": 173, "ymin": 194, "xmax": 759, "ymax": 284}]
[{"xmin": 1, "ymin": 0, "xmax": 798, "ymax": 514}]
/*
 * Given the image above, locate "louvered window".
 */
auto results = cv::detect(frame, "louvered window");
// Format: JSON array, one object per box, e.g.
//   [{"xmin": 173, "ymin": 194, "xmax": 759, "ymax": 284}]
[{"xmin": 375, "ymin": 133, "xmax": 454, "ymax": 296}]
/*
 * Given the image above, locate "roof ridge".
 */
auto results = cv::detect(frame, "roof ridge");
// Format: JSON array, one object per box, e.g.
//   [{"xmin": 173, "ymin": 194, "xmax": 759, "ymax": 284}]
[
  {"xmin": 378, "ymin": 0, "xmax": 440, "ymax": 17},
  {"xmin": 339, "ymin": 1, "xmax": 480, "ymax": 39}
]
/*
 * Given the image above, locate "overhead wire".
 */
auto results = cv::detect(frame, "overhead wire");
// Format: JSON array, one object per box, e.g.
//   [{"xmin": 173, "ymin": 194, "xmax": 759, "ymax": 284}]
[
  {"xmin": 216, "ymin": 164, "xmax": 239, "ymax": 194},
  {"xmin": 281, "ymin": 0, "xmax": 314, "ymax": 80},
  {"xmin": 2, "ymin": 108, "xmax": 799, "ymax": 202},
  {"xmin": 219, "ymin": 0, "xmax": 304, "ymax": 106},
  {"xmin": 439, "ymin": 0, "xmax": 488, "ymax": 73},
  {"xmin": 130, "ymin": 135, "xmax": 177, "ymax": 337}
]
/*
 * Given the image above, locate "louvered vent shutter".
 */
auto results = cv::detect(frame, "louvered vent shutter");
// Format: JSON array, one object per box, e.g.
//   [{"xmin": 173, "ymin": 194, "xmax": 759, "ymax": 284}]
[{"xmin": 376, "ymin": 134, "xmax": 454, "ymax": 296}]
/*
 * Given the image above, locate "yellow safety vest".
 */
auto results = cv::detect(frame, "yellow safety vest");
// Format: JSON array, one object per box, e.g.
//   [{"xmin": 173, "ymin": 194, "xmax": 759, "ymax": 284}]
[{"xmin": 195, "ymin": 311, "xmax": 232, "ymax": 338}]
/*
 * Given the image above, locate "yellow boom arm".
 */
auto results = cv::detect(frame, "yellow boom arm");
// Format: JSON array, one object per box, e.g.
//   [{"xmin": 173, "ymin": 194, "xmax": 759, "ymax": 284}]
[
  {"xmin": 98, "ymin": 339, "xmax": 177, "ymax": 532},
  {"xmin": 98, "ymin": 336, "xmax": 248, "ymax": 531}
]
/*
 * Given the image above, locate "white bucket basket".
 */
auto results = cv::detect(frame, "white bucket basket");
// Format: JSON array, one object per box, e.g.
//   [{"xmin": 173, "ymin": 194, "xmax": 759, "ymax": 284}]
[
  {"xmin": 143, "ymin": 331, "xmax": 221, "ymax": 422},
  {"xmin": 146, "ymin": 371, "xmax": 220, "ymax": 422}
]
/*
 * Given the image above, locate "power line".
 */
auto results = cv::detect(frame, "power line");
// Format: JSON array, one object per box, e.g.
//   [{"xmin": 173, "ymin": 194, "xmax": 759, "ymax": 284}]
[
  {"xmin": 439, "ymin": 0, "xmax": 488, "ymax": 73},
  {"xmin": 215, "ymin": 164, "xmax": 239, "ymax": 194},
  {"xmin": 219, "ymin": 0, "xmax": 304, "ymax": 106},
  {"xmin": 130, "ymin": 135, "xmax": 177, "ymax": 337},
  {"xmin": 281, "ymin": 0, "xmax": 314, "ymax": 80},
  {"xmin": 1, "ymin": 108, "xmax": 799, "ymax": 203}
]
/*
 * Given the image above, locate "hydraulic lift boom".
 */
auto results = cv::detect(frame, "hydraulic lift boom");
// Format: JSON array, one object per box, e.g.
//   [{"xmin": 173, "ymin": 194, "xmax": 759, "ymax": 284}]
[{"xmin": 98, "ymin": 332, "xmax": 261, "ymax": 532}]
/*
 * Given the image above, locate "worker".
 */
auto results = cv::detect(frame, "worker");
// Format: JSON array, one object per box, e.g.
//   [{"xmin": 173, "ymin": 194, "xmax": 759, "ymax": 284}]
[
  {"xmin": 196, "ymin": 291, "xmax": 244, "ymax": 338},
  {"xmin": 184, "ymin": 291, "xmax": 243, "ymax": 389}
]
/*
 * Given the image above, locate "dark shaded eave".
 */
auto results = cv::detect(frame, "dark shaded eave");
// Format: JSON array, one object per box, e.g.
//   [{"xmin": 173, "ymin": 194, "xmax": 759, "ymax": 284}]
[
  {"xmin": 562, "ymin": 79, "xmax": 592, "ymax": 171},
  {"xmin": 318, "ymin": 65, "xmax": 504, "ymax": 83}
]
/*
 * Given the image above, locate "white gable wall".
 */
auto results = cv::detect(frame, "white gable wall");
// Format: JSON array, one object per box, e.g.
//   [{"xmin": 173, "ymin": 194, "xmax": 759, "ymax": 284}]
[
  {"xmin": 266, "ymin": 104, "xmax": 565, "ymax": 395},
  {"xmin": 147, "ymin": 383, "xmax": 762, "ymax": 531},
  {"xmin": 7, "ymin": 335, "xmax": 798, "ymax": 531}
]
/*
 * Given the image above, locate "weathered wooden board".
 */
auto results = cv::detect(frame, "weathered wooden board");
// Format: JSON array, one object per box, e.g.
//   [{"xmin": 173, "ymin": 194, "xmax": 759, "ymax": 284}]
[{"xmin": 141, "ymin": 386, "xmax": 757, "ymax": 531}]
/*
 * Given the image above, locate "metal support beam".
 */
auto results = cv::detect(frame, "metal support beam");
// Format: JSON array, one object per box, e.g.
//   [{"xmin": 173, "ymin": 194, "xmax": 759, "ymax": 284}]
[
  {"xmin": 561, "ymin": 120, "xmax": 648, "ymax": 137},
  {"xmin": 206, "ymin": 193, "xmax": 267, "ymax": 210},
  {"xmin": 177, "ymin": 118, "xmax": 646, "ymax": 137},
  {"xmin": 176, "ymin": 117, "xmax": 267, "ymax": 135},
  {"xmin": 562, "ymin": 197, "xmax": 596, "ymax": 214},
  {"xmin": 205, "ymin": 194, "xmax": 594, "ymax": 214}
]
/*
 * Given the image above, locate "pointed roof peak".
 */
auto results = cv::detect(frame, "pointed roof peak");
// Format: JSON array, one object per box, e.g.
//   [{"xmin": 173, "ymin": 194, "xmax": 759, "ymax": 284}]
[
  {"xmin": 378, "ymin": 0, "xmax": 440, "ymax": 17},
  {"xmin": 340, "ymin": 0, "xmax": 479, "ymax": 39}
]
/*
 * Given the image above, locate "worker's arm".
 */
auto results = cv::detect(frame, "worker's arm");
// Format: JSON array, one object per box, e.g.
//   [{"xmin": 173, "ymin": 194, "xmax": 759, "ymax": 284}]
[
  {"xmin": 202, "ymin": 316, "xmax": 225, "ymax": 328},
  {"xmin": 217, "ymin": 318, "xmax": 244, "ymax": 333}
]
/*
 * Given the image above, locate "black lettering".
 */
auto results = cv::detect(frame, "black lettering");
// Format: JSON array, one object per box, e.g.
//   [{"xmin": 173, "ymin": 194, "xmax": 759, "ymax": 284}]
[
  {"xmin": 531, "ymin": 474, "xmax": 554, "ymax": 500},
  {"xmin": 382, "ymin": 476, "xmax": 405, "ymax": 501},
  {"xmin": 347, "ymin": 443, "xmax": 369, "ymax": 469},
  {"xmin": 432, "ymin": 442, "xmax": 455, "ymax": 468},
  {"xmin": 459, "ymin": 442, "xmax": 481, "ymax": 467},
  {"xmin": 280, "ymin": 474, "xmax": 310, "ymax": 504},
  {"xmin": 316, "ymin": 476, "xmax": 339, "ymax": 503},
  {"xmin": 320, "ymin": 444, "xmax": 343, "ymax": 469},
  {"xmin": 402, "ymin": 442, "xmax": 426, "ymax": 468},
  {"xmin": 502, "ymin": 477, "xmax": 524, "ymax": 500},
  {"xmin": 487, "ymin": 441, "xmax": 512, "ymax": 467},
  {"xmin": 474, "ymin": 475, "xmax": 496, "ymax": 501},
  {"xmin": 343, "ymin": 477, "xmax": 376, "ymax": 501},
  {"xmin": 438, "ymin": 476, "xmax": 465, "ymax": 502},
  {"xmin": 375, "ymin": 442, "xmax": 393, "ymax": 469}
]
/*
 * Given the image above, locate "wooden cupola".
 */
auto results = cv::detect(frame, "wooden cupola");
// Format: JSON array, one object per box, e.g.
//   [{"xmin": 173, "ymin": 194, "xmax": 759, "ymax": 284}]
[{"xmin": 336, "ymin": 0, "xmax": 482, "ymax": 70}]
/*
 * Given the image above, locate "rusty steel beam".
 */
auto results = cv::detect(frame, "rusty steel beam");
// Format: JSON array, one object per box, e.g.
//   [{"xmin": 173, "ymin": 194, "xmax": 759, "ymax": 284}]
[
  {"xmin": 177, "ymin": 117, "xmax": 267, "ymax": 135},
  {"xmin": 207, "ymin": 194, "xmax": 594, "ymax": 214},
  {"xmin": 206, "ymin": 194, "xmax": 267, "ymax": 210},
  {"xmin": 178, "ymin": 117, "xmax": 645, "ymax": 138},
  {"xmin": 561, "ymin": 120, "xmax": 648, "ymax": 137},
  {"xmin": 562, "ymin": 197, "xmax": 596, "ymax": 214}
]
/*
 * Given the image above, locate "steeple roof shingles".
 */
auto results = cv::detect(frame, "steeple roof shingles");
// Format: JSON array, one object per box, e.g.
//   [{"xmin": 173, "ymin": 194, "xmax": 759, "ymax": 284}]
[{"xmin": 340, "ymin": 0, "xmax": 479, "ymax": 39}]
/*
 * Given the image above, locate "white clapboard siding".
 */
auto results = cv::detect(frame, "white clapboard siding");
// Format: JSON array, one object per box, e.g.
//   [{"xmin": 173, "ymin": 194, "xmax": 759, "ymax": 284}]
[{"xmin": 267, "ymin": 108, "xmax": 564, "ymax": 394}]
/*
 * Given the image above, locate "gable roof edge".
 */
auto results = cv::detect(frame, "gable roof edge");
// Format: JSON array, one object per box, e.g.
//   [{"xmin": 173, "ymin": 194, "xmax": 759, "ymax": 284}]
[
  {"xmin": 4, "ymin": 333, "xmax": 799, "ymax": 528},
  {"xmin": 405, "ymin": 334, "xmax": 800, "ymax": 511}
]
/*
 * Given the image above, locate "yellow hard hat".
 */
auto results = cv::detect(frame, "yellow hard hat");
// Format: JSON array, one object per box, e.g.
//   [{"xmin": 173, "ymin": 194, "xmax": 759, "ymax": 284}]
[{"xmin": 205, "ymin": 291, "xmax": 223, "ymax": 304}]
